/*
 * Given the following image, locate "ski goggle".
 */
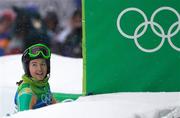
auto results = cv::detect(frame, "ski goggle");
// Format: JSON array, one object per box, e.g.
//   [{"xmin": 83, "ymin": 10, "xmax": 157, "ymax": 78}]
[{"xmin": 28, "ymin": 44, "xmax": 51, "ymax": 59}]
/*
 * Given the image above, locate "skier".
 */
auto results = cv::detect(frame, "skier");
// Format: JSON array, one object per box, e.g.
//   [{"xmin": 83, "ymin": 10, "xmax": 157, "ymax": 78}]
[{"xmin": 14, "ymin": 43, "xmax": 56, "ymax": 111}]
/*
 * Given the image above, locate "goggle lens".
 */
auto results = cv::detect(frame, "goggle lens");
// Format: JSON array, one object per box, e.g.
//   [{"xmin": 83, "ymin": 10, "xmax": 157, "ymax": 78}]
[{"xmin": 28, "ymin": 44, "xmax": 50, "ymax": 59}]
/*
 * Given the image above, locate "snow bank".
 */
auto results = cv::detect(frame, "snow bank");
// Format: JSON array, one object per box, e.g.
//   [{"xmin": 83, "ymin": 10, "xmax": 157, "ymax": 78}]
[{"xmin": 4, "ymin": 92, "xmax": 180, "ymax": 118}]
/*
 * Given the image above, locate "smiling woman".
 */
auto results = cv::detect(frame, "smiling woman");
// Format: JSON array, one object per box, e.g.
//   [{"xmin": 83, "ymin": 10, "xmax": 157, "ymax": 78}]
[{"xmin": 14, "ymin": 43, "xmax": 56, "ymax": 111}]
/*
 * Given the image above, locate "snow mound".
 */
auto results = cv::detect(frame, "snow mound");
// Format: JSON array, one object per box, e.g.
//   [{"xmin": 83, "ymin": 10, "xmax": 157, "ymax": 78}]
[{"xmin": 4, "ymin": 92, "xmax": 180, "ymax": 118}]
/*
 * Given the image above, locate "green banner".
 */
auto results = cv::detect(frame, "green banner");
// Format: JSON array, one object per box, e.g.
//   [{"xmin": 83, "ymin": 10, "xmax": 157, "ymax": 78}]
[{"xmin": 83, "ymin": 0, "xmax": 180, "ymax": 95}]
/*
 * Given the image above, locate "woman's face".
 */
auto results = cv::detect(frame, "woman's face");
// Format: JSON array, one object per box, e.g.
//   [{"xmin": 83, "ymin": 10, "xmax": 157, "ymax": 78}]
[{"xmin": 29, "ymin": 58, "xmax": 47, "ymax": 81}]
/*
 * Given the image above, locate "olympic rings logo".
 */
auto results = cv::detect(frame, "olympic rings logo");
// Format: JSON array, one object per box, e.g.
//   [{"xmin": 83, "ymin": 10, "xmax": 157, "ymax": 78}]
[
  {"xmin": 116, "ymin": 7, "xmax": 180, "ymax": 53},
  {"xmin": 41, "ymin": 93, "xmax": 52, "ymax": 105},
  {"xmin": 41, "ymin": 87, "xmax": 52, "ymax": 105}
]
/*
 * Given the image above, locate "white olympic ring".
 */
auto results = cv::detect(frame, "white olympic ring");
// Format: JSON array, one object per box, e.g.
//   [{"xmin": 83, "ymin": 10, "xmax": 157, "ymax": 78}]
[
  {"xmin": 168, "ymin": 21, "xmax": 180, "ymax": 51},
  {"xmin": 134, "ymin": 21, "xmax": 165, "ymax": 52},
  {"xmin": 117, "ymin": 8, "xmax": 148, "ymax": 39},
  {"xmin": 117, "ymin": 6, "xmax": 180, "ymax": 52}
]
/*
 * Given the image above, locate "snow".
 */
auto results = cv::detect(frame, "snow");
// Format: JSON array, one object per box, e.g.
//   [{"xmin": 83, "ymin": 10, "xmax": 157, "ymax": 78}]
[
  {"xmin": 1, "ymin": 54, "xmax": 180, "ymax": 118},
  {"xmin": 3, "ymin": 92, "xmax": 180, "ymax": 118}
]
